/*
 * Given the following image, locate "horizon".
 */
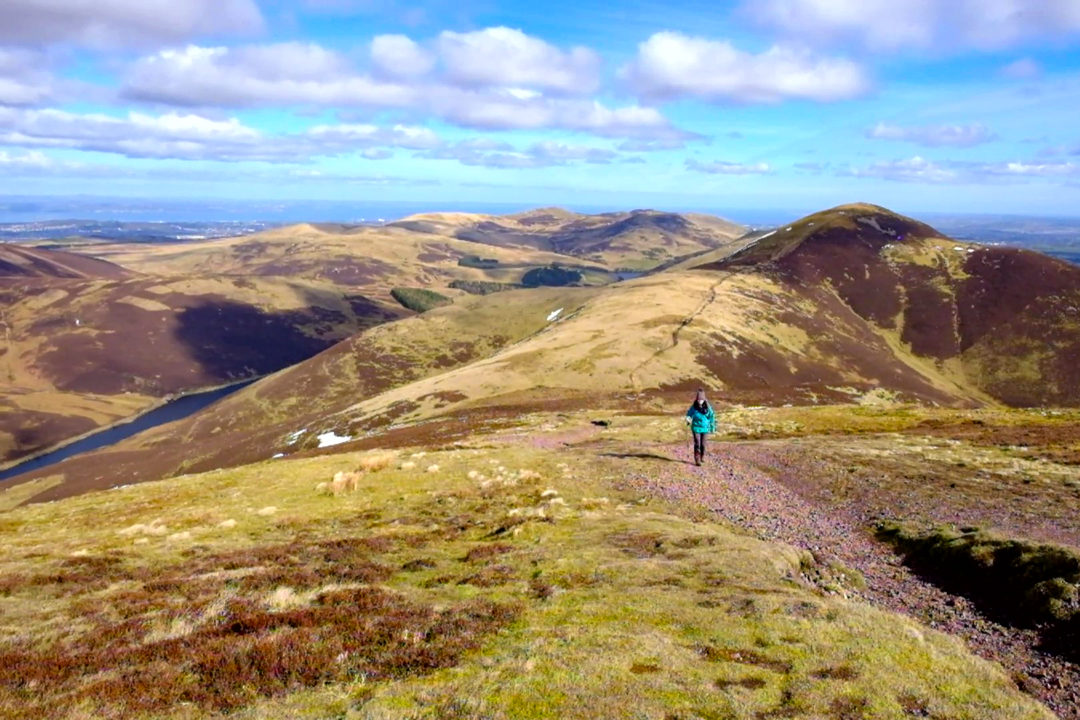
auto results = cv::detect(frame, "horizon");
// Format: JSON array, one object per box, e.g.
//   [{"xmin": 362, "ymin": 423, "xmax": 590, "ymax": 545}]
[{"xmin": 1, "ymin": 1, "xmax": 1080, "ymax": 216}]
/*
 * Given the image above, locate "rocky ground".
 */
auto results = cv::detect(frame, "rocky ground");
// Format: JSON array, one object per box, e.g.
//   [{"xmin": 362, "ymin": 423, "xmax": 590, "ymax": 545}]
[{"xmin": 607, "ymin": 438, "xmax": 1080, "ymax": 720}]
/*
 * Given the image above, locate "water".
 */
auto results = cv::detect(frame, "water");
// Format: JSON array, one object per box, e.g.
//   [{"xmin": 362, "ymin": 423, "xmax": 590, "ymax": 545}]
[{"xmin": 0, "ymin": 380, "xmax": 255, "ymax": 483}]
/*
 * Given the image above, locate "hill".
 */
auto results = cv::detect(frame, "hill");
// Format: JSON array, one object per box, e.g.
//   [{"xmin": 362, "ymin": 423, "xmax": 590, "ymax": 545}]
[
  {"xmin": 1, "ymin": 204, "xmax": 1078, "ymax": 718},
  {"xmin": 0, "ymin": 244, "xmax": 132, "ymax": 280},
  {"xmin": 9, "ymin": 204, "xmax": 1080, "ymax": 499},
  {"xmin": 93, "ymin": 221, "xmax": 617, "ymax": 297},
  {"xmin": 388, "ymin": 207, "xmax": 747, "ymax": 270},
  {"xmin": 0, "ymin": 214, "xmax": 657, "ymax": 466}
]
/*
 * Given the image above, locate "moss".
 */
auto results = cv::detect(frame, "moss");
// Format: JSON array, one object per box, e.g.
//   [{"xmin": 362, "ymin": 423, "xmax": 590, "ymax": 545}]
[{"xmin": 876, "ymin": 521, "xmax": 1080, "ymax": 658}]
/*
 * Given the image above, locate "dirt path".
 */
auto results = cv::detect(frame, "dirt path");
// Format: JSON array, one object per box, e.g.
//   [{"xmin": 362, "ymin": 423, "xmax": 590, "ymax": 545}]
[{"xmin": 601, "ymin": 438, "xmax": 1080, "ymax": 720}]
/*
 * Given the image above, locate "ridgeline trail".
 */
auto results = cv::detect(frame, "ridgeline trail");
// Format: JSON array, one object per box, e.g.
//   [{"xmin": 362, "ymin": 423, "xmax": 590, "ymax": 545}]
[{"xmin": 628, "ymin": 269, "xmax": 742, "ymax": 393}]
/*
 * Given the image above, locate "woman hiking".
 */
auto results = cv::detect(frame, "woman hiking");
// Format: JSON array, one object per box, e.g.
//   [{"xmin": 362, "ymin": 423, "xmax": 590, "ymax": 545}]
[{"xmin": 685, "ymin": 388, "xmax": 715, "ymax": 466}]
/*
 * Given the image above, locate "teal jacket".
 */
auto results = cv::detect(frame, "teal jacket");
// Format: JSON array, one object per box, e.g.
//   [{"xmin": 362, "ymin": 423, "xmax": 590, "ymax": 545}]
[{"xmin": 686, "ymin": 402, "xmax": 715, "ymax": 434}]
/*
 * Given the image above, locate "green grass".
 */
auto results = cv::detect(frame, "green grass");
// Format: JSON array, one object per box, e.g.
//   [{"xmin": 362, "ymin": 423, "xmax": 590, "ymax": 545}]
[
  {"xmin": 390, "ymin": 287, "xmax": 452, "ymax": 313},
  {"xmin": 0, "ymin": 437, "xmax": 1055, "ymax": 719}
]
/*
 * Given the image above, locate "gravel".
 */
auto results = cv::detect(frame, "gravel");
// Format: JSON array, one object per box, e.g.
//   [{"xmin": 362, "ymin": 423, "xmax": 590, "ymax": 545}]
[{"xmin": 613, "ymin": 440, "xmax": 1080, "ymax": 719}]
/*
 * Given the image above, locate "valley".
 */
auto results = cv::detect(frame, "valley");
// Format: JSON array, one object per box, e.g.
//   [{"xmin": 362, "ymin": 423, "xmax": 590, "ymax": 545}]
[{"xmin": 1, "ymin": 204, "xmax": 1078, "ymax": 719}]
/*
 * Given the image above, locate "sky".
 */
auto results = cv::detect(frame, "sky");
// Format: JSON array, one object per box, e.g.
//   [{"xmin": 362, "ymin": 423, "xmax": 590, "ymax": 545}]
[{"xmin": 1, "ymin": 0, "xmax": 1079, "ymax": 217}]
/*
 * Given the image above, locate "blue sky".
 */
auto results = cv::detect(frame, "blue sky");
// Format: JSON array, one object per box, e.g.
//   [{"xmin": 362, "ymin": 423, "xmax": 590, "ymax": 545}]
[{"xmin": 1, "ymin": 0, "xmax": 1079, "ymax": 217}]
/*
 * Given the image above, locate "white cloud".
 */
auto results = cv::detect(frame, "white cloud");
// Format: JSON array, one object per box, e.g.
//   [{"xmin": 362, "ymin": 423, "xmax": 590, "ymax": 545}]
[
  {"xmin": 437, "ymin": 26, "xmax": 601, "ymax": 94},
  {"xmin": 624, "ymin": 32, "xmax": 869, "ymax": 103},
  {"xmin": 0, "ymin": 149, "xmax": 54, "ymax": 169},
  {"xmin": 0, "ymin": 107, "xmax": 445, "ymax": 162},
  {"xmin": 307, "ymin": 122, "xmax": 441, "ymax": 150},
  {"xmin": 686, "ymin": 158, "xmax": 771, "ymax": 174},
  {"xmin": 371, "ymin": 34, "xmax": 435, "ymax": 78},
  {"xmin": 967, "ymin": 160, "xmax": 1079, "ymax": 177},
  {"xmin": 0, "ymin": 0, "xmax": 263, "ymax": 48},
  {"xmin": 840, "ymin": 156, "xmax": 959, "ymax": 183},
  {"xmin": 0, "ymin": 48, "xmax": 53, "ymax": 105},
  {"xmin": 746, "ymin": 0, "xmax": 1080, "ymax": 52},
  {"xmin": 866, "ymin": 122, "xmax": 996, "ymax": 147},
  {"xmin": 422, "ymin": 138, "xmax": 616, "ymax": 168},
  {"xmin": 124, "ymin": 44, "xmax": 416, "ymax": 108},
  {"xmin": 120, "ymin": 39, "xmax": 687, "ymax": 141}
]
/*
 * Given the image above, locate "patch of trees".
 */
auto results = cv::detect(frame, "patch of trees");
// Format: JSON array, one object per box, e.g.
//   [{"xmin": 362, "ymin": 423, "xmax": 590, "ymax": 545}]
[
  {"xmin": 390, "ymin": 287, "xmax": 452, "ymax": 313},
  {"xmin": 448, "ymin": 280, "xmax": 519, "ymax": 295},
  {"xmin": 521, "ymin": 265, "xmax": 582, "ymax": 287}
]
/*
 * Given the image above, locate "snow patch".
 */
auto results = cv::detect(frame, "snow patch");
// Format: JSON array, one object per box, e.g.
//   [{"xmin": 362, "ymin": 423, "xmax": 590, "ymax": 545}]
[
  {"xmin": 546, "ymin": 307, "xmax": 563, "ymax": 322},
  {"xmin": 316, "ymin": 431, "xmax": 352, "ymax": 448},
  {"xmin": 286, "ymin": 429, "xmax": 306, "ymax": 443},
  {"xmin": 271, "ymin": 453, "xmax": 285, "ymax": 459},
  {"xmin": 755, "ymin": 230, "xmax": 776, "ymax": 241}
]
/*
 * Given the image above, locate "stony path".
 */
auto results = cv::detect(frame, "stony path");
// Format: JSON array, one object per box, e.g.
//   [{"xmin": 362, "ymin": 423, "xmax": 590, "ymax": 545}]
[{"xmin": 607, "ymin": 438, "xmax": 1080, "ymax": 720}]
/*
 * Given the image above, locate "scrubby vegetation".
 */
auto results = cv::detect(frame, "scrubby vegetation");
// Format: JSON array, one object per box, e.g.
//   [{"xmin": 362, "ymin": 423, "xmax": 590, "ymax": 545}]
[
  {"xmin": 448, "ymin": 279, "xmax": 519, "ymax": 295},
  {"xmin": 521, "ymin": 265, "xmax": 582, "ymax": 287},
  {"xmin": 876, "ymin": 522, "xmax": 1080, "ymax": 659},
  {"xmin": 390, "ymin": 287, "xmax": 452, "ymax": 313},
  {"xmin": 0, "ymin": 442, "xmax": 1054, "ymax": 719}
]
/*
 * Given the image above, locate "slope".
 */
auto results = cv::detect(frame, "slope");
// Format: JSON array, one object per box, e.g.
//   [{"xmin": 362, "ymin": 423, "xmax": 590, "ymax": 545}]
[
  {"xmin": 0, "ymin": 416, "xmax": 1058, "ymax": 719},
  {"xmin": 95, "ymin": 221, "xmax": 616, "ymax": 297},
  {"xmin": 388, "ymin": 207, "xmax": 747, "ymax": 270}
]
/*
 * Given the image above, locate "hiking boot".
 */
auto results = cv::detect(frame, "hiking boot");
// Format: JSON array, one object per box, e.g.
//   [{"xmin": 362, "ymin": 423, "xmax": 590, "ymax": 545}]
[{"xmin": 694, "ymin": 451, "xmax": 701, "ymax": 466}]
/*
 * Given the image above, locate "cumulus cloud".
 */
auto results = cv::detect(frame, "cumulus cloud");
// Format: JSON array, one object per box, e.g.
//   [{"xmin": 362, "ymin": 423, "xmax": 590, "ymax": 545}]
[
  {"xmin": 371, "ymin": 34, "xmax": 435, "ymax": 78},
  {"xmin": 0, "ymin": 48, "xmax": 53, "ymax": 105},
  {"xmin": 624, "ymin": 32, "xmax": 869, "ymax": 103},
  {"xmin": 0, "ymin": 107, "xmax": 446, "ymax": 162},
  {"xmin": 745, "ymin": 0, "xmax": 1080, "ymax": 52},
  {"xmin": 685, "ymin": 158, "xmax": 771, "ymax": 174},
  {"xmin": 0, "ymin": 0, "xmax": 263, "ymax": 48},
  {"xmin": 123, "ymin": 44, "xmax": 416, "ymax": 108},
  {"xmin": 437, "ymin": 27, "xmax": 601, "ymax": 94},
  {"xmin": 121, "ymin": 41, "xmax": 689, "ymax": 141},
  {"xmin": 866, "ymin": 122, "xmax": 996, "ymax": 148}
]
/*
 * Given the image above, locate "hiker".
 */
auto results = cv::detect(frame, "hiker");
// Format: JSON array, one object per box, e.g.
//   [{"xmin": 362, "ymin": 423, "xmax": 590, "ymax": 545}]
[{"xmin": 685, "ymin": 388, "xmax": 715, "ymax": 466}]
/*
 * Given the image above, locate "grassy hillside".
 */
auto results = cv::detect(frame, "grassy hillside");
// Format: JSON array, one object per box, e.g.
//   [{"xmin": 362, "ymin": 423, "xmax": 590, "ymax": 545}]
[
  {"xmin": 388, "ymin": 207, "xmax": 747, "ymax": 270},
  {"xmin": 0, "ymin": 272, "xmax": 405, "ymax": 466},
  {"xmin": 0, "ymin": 422, "xmax": 1056, "ymax": 719},
  {"xmin": 10, "ymin": 204, "xmax": 1080, "ymax": 498}
]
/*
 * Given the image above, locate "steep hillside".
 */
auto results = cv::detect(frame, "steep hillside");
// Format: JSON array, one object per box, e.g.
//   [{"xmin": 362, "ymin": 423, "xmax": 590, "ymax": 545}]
[
  {"xmin": 696, "ymin": 203, "xmax": 1080, "ymax": 406},
  {"xmin": 0, "ymin": 273, "xmax": 404, "ymax": 466},
  {"xmin": 389, "ymin": 207, "xmax": 746, "ymax": 270}
]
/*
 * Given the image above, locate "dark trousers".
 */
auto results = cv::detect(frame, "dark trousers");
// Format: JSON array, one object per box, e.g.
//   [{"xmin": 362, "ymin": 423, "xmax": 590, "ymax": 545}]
[{"xmin": 693, "ymin": 432, "xmax": 707, "ymax": 457}]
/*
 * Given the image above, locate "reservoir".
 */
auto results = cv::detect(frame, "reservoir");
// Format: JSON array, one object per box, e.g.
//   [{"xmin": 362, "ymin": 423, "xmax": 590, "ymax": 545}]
[{"xmin": 0, "ymin": 380, "xmax": 255, "ymax": 483}]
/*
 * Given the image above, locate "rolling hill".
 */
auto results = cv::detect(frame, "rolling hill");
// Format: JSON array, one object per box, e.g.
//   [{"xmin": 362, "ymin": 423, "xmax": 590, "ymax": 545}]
[
  {"xmin": 388, "ymin": 207, "xmax": 747, "ymax": 270},
  {"xmin": 1, "ymin": 204, "xmax": 1079, "ymax": 720},
  {"xmin": 0, "ymin": 209, "xmax": 743, "ymax": 467},
  {"xmin": 7, "ymin": 203, "xmax": 1080, "ymax": 502}
]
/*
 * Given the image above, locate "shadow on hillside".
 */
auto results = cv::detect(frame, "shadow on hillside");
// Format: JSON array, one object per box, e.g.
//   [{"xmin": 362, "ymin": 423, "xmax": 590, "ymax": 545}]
[{"xmin": 174, "ymin": 301, "xmax": 337, "ymax": 381}]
